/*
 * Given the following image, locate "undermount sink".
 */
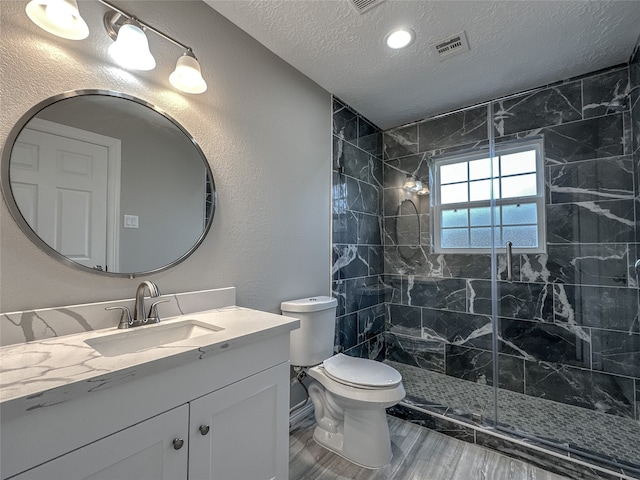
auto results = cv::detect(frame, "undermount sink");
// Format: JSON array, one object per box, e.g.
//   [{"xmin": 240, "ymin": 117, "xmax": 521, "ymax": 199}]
[{"xmin": 85, "ymin": 320, "xmax": 225, "ymax": 357}]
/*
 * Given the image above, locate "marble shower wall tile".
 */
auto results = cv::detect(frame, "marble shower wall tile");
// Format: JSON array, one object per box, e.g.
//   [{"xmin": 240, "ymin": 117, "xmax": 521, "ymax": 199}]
[
  {"xmin": 521, "ymin": 244, "xmax": 629, "ymax": 287},
  {"xmin": 543, "ymin": 113, "xmax": 626, "ymax": 163},
  {"xmin": 383, "ymin": 123, "xmax": 418, "ymax": 159},
  {"xmin": 418, "ymin": 105, "xmax": 488, "ymax": 151},
  {"xmin": 591, "ymin": 329, "xmax": 640, "ymax": 378},
  {"xmin": 498, "ymin": 317, "xmax": 590, "ymax": 368},
  {"xmin": 332, "ymin": 96, "xmax": 385, "ymax": 355},
  {"xmin": 548, "ymin": 156, "xmax": 634, "ymax": 204},
  {"xmin": 582, "ymin": 68, "xmax": 630, "ymax": 118},
  {"xmin": 385, "ymin": 332, "xmax": 445, "ymax": 372},
  {"xmin": 554, "ymin": 283, "xmax": 638, "ymax": 332},
  {"xmin": 524, "ymin": 361, "xmax": 634, "ymax": 418},
  {"xmin": 494, "ymin": 82, "xmax": 582, "ymax": 137},
  {"xmin": 546, "ymin": 199, "xmax": 635, "ymax": 244}
]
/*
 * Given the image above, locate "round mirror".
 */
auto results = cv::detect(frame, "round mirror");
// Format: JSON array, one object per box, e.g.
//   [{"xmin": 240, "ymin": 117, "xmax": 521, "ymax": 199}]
[
  {"xmin": 1, "ymin": 90, "xmax": 216, "ymax": 277},
  {"xmin": 396, "ymin": 199, "xmax": 420, "ymax": 260}
]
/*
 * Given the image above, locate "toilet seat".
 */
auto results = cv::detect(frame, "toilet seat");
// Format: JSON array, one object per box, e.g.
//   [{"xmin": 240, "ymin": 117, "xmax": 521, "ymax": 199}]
[{"xmin": 322, "ymin": 354, "xmax": 402, "ymax": 389}]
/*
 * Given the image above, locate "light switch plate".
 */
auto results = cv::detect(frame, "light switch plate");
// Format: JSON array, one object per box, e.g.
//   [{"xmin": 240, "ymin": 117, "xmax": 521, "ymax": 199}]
[{"xmin": 124, "ymin": 215, "xmax": 139, "ymax": 228}]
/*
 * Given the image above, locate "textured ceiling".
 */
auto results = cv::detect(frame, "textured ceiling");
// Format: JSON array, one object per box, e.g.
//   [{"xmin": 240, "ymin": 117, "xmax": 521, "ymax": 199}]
[{"xmin": 204, "ymin": 0, "xmax": 640, "ymax": 130}]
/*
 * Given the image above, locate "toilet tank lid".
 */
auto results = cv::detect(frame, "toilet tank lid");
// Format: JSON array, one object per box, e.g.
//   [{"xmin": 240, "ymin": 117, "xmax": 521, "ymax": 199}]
[{"xmin": 280, "ymin": 296, "xmax": 337, "ymax": 313}]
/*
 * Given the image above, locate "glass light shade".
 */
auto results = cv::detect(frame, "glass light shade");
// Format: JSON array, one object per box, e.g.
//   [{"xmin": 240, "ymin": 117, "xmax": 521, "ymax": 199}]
[
  {"xmin": 403, "ymin": 176, "xmax": 417, "ymax": 190},
  {"xmin": 108, "ymin": 23, "xmax": 156, "ymax": 71},
  {"xmin": 169, "ymin": 53, "xmax": 207, "ymax": 94},
  {"xmin": 26, "ymin": 0, "xmax": 89, "ymax": 40},
  {"xmin": 385, "ymin": 28, "xmax": 415, "ymax": 49}
]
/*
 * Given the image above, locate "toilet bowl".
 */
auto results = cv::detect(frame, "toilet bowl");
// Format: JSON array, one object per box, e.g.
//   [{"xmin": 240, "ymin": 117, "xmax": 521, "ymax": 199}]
[
  {"xmin": 306, "ymin": 354, "xmax": 405, "ymax": 469},
  {"xmin": 282, "ymin": 296, "xmax": 405, "ymax": 469}
]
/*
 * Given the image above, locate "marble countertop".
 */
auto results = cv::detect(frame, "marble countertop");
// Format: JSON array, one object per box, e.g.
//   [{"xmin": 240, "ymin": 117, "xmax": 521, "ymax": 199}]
[{"xmin": 0, "ymin": 306, "xmax": 299, "ymax": 411}]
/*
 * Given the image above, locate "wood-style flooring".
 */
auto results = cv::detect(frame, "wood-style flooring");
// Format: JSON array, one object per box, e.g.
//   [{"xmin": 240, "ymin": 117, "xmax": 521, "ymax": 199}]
[{"xmin": 289, "ymin": 410, "xmax": 569, "ymax": 480}]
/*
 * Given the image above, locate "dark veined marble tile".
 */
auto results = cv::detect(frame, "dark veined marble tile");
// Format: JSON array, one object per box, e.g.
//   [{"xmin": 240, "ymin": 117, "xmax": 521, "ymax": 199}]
[
  {"xmin": 335, "ymin": 138, "xmax": 371, "ymax": 182},
  {"xmin": 369, "ymin": 155, "xmax": 383, "ymax": 188},
  {"xmin": 357, "ymin": 116, "xmax": 383, "ymax": 158},
  {"xmin": 384, "ymin": 245, "xmax": 429, "ymax": 276},
  {"xmin": 383, "ymin": 152, "xmax": 431, "ymax": 189},
  {"xmin": 494, "ymin": 82, "xmax": 582, "ymax": 137},
  {"xmin": 347, "ymin": 276, "xmax": 386, "ymax": 313},
  {"xmin": 592, "ymin": 329, "xmax": 640, "ymax": 378},
  {"xmin": 418, "ymin": 105, "xmax": 488, "ymax": 151},
  {"xmin": 382, "ymin": 275, "xmax": 403, "ymax": 304},
  {"xmin": 385, "ymin": 332, "xmax": 445, "ymax": 373},
  {"xmin": 521, "ymin": 244, "xmax": 629, "ymax": 287},
  {"xmin": 524, "ymin": 362, "xmax": 634, "ymax": 418},
  {"xmin": 469, "ymin": 280, "xmax": 554, "ymax": 322},
  {"xmin": 332, "ymin": 97, "xmax": 357, "ymax": 141},
  {"xmin": 544, "ymin": 113, "xmax": 625, "ymax": 164},
  {"xmin": 546, "ymin": 199, "xmax": 635, "ymax": 244},
  {"xmin": 422, "ymin": 308, "xmax": 493, "ymax": 351},
  {"xmin": 334, "ymin": 312, "xmax": 357, "ymax": 353},
  {"xmin": 406, "ymin": 277, "xmax": 467, "ymax": 312},
  {"xmin": 332, "ymin": 210, "xmax": 357, "ymax": 245},
  {"xmin": 632, "ymin": 89, "xmax": 640, "ymax": 153},
  {"xmin": 332, "ymin": 245, "xmax": 369, "ymax": 280},
  {"xmin": 386, "ymin": 303, "xmax": 422, "ymax": 337},
  {"xmin": 583, "ymin": 68, "xmax": 630, "ymax": 118},
  {"xmin": 357, "ymin": 212, "xmax": 381, "ymax": 245},
  {"xmin": 383, "ymin": 123, "xmax": 418, "ymax": 160},
  {"xmin": 344, "ymin": 341, "xmax": 368, "ymax": 359},
  {"xmin": 367, "ymin": 245, "xmax": 384, "ymax": 276},
  {"xmin": 498, "ymin": 317, "xmax": 591, "ymax": 368},
  {"xmin": 341, "ymin": 172, "xmax": 370, "ymax": 213},
  {"xmin": 548, "ymin": 156, "xmax": 634, "ymax": 204},
  {"xmin": 367, "ymin": 332, "xmax": 386, "ymax": 360},
  {"xmin": 332, "ymin": 280, "xmax": 347, "ymax": 317},
  {"xmin": 554, "ymin": 283, "xmax": 638, "ymax": 332},
  {"xmin": 445, "ymin": 345, "xmax": 525, "ymax": 393},
  {"xmin": 636, "ymin": 381, "xmax": 640, "ymax": 422},
  {"xmin": 357, "ymin": 304, "xmax": 385, "ymax": 344}
]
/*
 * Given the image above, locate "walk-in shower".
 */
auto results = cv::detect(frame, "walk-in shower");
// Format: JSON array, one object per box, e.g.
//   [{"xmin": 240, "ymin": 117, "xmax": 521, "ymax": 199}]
[{"xmin": 332, "ymin": 39, "xmax": 640, "ymax": 480}]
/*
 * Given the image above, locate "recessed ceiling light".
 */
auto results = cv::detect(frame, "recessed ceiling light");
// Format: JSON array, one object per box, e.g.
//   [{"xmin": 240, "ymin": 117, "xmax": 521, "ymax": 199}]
[{"xmin": 385, "ymin": 28, "xmax": 415, "ymax": 49}]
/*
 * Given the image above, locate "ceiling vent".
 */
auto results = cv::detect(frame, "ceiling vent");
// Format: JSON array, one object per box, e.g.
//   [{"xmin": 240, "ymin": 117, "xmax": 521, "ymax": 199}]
[
  {"xmin": 431, "ymin": 31, "xmax": 470, "ymax": 60},
  {"xmin": 349, "ymin": 0, "xmax": 386, "ymax": 14}
]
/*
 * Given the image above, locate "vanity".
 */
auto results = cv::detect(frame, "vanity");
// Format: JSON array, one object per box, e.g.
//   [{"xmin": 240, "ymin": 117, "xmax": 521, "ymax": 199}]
[{"xmin": 0, "ymin": 288, "xmax": 299, "ymax": 480}]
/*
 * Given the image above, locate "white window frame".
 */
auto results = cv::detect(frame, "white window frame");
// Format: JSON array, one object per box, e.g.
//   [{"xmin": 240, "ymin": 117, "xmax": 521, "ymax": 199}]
[{"xmin": 432, "ymin": 138, "xmax": 546, "ymax": 254}]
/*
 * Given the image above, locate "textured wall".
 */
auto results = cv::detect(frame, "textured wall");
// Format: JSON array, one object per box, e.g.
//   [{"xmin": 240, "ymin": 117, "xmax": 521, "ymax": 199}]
[{"xmin": 0, "ymin": 0, "xmax": 331, "ymax": 314}]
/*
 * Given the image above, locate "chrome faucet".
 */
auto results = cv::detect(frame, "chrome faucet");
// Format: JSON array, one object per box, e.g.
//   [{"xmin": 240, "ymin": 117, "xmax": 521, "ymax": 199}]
[{"xmin": 133, "ymin": 281, "xmax": 161, "ymax": 326}]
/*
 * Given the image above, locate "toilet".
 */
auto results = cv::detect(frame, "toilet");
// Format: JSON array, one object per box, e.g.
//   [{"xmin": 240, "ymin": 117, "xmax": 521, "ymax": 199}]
[{"xmin": 281, "ymin": 296, "xmax": 405, "ymax": 469}]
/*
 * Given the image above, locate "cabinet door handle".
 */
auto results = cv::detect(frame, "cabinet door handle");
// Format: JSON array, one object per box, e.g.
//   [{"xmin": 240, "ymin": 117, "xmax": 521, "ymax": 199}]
[
  {"xmin": 199, "ymin": 425, "xmax": 210, "ymax": 435},
  {"xmin": 172, "ymin": 438, "xmax": 184, "ymax": 450}
]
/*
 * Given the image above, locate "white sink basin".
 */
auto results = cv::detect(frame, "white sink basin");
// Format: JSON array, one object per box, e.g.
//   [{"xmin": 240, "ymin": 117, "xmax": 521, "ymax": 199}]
[{"xmin": 85, "ymin": 320, "xmax": 225, "ymax": 357}]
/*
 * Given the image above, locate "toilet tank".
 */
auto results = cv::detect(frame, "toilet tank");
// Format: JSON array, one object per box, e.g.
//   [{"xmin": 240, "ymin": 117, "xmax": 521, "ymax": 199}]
[{"xmin": 281, "ymin": 296, "xmax": 337, "ymax": 367}]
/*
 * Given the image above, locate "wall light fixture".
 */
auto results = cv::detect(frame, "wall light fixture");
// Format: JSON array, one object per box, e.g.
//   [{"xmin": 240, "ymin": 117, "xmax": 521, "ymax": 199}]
[
  {"xmin": 25, "ymin": 0, "xmax": 207, "ymax": 94},
  {"xmin": 26, "ymin": 0, "xmax": 89, "ymax": 40}
]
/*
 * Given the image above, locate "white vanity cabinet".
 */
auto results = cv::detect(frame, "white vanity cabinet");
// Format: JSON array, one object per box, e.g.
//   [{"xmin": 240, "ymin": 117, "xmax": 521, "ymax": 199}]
[
  {"xmin": 10, "ymin": 405, "xmax": 190, "ymax": 480},
  {"xmin": 9, "ymin": 363, "xmax": 289, "ymax": 480},
  {"xmin": 189, "ymin": 362, "xmax": 289, "ymax": 480}
]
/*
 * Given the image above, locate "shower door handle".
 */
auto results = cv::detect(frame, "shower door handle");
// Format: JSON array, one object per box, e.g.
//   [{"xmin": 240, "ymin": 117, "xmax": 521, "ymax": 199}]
[{"xmin": 506, "ymin": 241, "xmax": 513, "ymax": 282}]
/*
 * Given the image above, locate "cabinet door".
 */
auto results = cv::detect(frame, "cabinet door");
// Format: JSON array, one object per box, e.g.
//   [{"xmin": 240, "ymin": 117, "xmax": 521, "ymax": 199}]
[
  {"xmin": 11, "ymin": 405, "xmax": 189, "ymax": 480},
  {"xmin": 189, "ymin": 362, "xmax": 290, "ymax": 480}
]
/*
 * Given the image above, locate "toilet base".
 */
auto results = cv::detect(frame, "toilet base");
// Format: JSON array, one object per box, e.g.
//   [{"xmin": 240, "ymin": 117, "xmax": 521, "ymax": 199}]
[{"xmin": 312, "ymin": 406, "xmax": 393, "ymax": 469}]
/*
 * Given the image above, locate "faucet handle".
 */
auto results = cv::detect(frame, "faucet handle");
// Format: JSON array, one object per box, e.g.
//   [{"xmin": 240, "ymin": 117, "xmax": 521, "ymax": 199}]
[
  {"xmin": 105, "ymin": 306, "xmax": 133, "ymax": 329},
  {"xmin": 147, "ymin": 299, "xmax": 169, "ymax": 324}
]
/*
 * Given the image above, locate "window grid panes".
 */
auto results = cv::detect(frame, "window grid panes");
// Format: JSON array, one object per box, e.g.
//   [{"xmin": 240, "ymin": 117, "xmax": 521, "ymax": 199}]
[{"xmin": 433, "ymin": 139, "xmax": 545, "ymax": 253}]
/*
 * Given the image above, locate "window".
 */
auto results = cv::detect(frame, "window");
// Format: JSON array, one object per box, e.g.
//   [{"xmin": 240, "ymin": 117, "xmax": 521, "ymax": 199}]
[{"xmin": 432, "ymin": 138, "xmax": 545, "ymax": 253}]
